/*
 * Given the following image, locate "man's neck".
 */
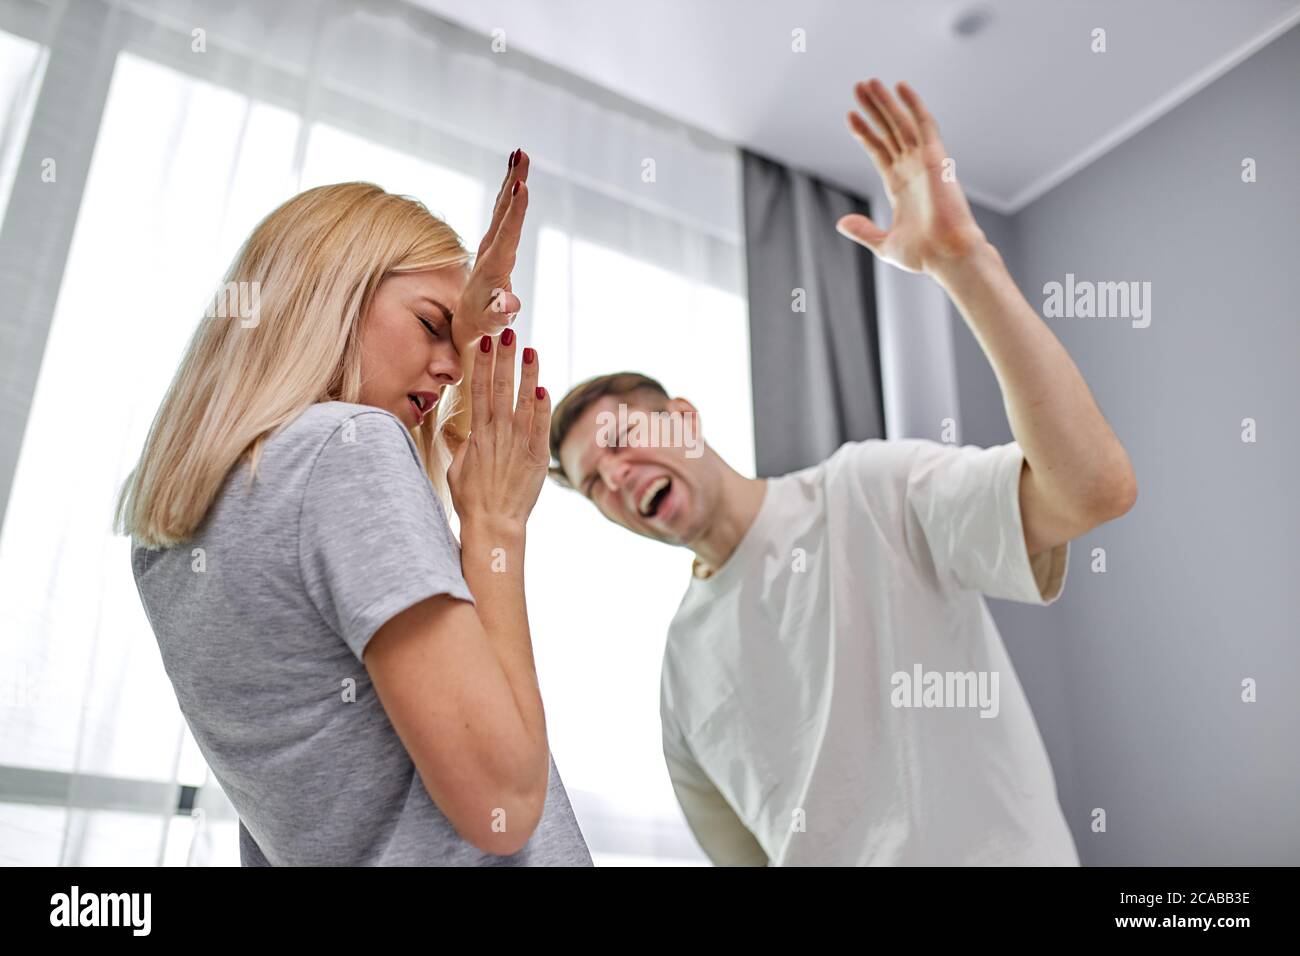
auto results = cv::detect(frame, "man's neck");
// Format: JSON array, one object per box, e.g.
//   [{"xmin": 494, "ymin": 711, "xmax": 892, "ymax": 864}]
[{"xmin": 691, "ymin": 468, "xmax": 767, "ymax": 579}]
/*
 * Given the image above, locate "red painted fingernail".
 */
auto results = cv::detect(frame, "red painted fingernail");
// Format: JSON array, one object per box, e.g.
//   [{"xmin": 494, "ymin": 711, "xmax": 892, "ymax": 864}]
[
  {"xmin": 507, "ymin": 149, "xmax": 516, "ymax": 169},
  {"xmin": 501, "ymin": 327, "xmax": 514, "ymax": 347},
  {"xmin": 535, "ymin": 386, "xmax": 546, "ymax": 401},
  {"xmin": 479, "ymin": 335, "xmax": 491, "ymax": 353},
  {"xmin": 511, "ymin": 148, "xmax": 520, "ymax": 168},
  {"xmin": 511, "ymin": 179, "xmax": 520, "ymax": 196},
  {"xmin": 523, "ymin": 347, "xmax": 535, "ymax": 365}
]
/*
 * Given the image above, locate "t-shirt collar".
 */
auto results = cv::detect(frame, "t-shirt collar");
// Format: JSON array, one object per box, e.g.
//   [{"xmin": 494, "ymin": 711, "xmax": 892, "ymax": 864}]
[{"xmin": 689, "ymin": 479, "xmax": 773, "ymax": 587}]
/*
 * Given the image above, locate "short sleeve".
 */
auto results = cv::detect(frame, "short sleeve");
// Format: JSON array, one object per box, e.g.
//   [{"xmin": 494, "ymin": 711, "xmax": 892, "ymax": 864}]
[
  {"xmin": 901, "ymin": 439, "xmax": 1068, "ymax": 605},
  {"xmin": 660, "ymin": 690, "xmax": 769, "ymax": 867},
  {"xmin": 298, "ymin": 411, "xmax": 475, "ymax": 662}
]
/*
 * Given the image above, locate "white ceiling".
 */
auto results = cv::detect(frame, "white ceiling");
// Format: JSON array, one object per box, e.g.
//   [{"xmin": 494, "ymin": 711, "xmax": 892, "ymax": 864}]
[{"xmin": 408, "ymin": 0, "xmax": 1300, "ymax": 214}]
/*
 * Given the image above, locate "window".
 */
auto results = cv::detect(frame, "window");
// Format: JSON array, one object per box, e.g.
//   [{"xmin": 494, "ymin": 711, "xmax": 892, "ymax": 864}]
[
  {"xmin": 0, "ymin": 51, "xmax": 493, "ymax": 866},
  {"xmin": 0, "ymin": 27, "xmax": 46, "ymax": 230},
  {"xmin": 0, "ymin": 5, "xmax": 751, "ymax": 867}
]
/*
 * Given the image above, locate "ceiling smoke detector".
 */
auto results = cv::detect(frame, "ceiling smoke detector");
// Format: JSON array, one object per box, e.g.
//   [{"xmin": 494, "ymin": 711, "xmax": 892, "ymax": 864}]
[{"xmin": 952, "ymin": 5, "xmax": 994, "ymax": 38}]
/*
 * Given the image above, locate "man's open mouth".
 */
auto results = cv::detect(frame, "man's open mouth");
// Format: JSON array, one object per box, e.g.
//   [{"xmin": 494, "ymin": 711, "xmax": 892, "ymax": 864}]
[{"xmin": 638, "ymin": 476, "xmax": 672, "ymax": 518}]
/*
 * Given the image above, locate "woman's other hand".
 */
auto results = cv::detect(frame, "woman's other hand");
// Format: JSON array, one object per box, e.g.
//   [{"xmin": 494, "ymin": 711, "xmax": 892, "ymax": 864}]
[
  {"xmin": 452, "ymin": 149, "xmax": 531, "ymax": 356},
  {"xmin": 447, "ymin": 330, "xmax": 550, "ymax": 533}
]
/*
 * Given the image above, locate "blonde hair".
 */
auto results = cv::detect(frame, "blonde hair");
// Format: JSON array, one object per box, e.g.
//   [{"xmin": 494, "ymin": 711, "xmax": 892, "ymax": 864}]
[{"xmin": 115, "ymin": 181, "xmax": 473, "ymax": 549}]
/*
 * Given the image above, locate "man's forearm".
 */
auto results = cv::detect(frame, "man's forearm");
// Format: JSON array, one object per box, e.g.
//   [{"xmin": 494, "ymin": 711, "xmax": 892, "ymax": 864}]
[{"xmin": 929, "ymin": 240, "xmax": 1136, "ymax": 515}]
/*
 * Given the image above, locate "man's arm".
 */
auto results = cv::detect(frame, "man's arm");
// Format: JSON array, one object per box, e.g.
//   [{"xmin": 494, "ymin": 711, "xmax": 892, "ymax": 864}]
[
  {"xmin": 663, "ymin": 715, "xmax": 769, "ymax": 866},
  {"xmin": 933, "ymin": 244, "xmax": 1135, "ymax": 557},
  {"xmin": 836, "ymin": 79, "xmax": 1137, "ymax": 557}
]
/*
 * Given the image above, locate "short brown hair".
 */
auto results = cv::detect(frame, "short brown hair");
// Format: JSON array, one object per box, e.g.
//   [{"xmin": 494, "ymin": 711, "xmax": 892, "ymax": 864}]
[{"xmin": 548, "ymin": 371, "xmax": 671, "ymax": 489}]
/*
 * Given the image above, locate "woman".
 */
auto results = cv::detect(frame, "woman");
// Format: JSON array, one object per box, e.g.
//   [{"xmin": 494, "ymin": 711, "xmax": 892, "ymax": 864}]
[{"xmin": 116, "ymin": 151, "xmax": 593, "ymax": 866}]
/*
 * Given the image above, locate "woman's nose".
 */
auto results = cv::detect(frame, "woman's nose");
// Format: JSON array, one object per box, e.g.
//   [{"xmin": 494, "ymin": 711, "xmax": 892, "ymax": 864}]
[{"xmin": 430, "ymin": 345, "xmax": 462, "ymax": 384}]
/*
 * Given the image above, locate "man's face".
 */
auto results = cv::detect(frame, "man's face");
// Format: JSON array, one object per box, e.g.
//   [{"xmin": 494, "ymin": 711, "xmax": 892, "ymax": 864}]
[{"xmin": 558, "ymin": 394, "xmax": 716, "ymax": 547}]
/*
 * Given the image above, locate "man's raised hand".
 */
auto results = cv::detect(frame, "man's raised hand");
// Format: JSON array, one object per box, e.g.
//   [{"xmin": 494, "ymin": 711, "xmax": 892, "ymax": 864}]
[{"xmin": 836, "ymin": 80, "xmax": 988, "ymax": 275}]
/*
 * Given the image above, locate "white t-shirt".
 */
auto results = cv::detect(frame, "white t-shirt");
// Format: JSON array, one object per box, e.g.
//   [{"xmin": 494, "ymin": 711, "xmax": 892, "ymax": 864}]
[{"xmin": 659, "ymin": 438, "xmax": 1078, "ymax": 866}]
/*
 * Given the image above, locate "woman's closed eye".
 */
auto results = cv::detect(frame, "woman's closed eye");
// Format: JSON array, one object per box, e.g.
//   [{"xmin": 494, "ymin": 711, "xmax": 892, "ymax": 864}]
[{"xmin": 416, "ymin": 314, "xmax": 443, "ymax": 338}]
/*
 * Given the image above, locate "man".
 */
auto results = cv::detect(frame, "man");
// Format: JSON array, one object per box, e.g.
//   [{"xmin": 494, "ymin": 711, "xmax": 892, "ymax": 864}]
[{"xmin": 547, "ymin": 80, "xmax": 1136, "ymax": 865}]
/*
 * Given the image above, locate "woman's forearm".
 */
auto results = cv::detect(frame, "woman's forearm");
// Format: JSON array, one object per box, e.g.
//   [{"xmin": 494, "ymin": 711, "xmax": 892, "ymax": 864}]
[{"xmin": 459, "ymin": 518, "xmax": 548, "ymax": 757}]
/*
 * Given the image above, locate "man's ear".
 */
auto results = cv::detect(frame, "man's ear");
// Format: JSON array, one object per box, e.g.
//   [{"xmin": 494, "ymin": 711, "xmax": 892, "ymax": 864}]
[
  {"xmin": 666, "ymin": 396, "xmax": 698, "ymax": 418},
  {"xmin": 666, "ymin": 397, "xmax": 703, "ymax": 447}
]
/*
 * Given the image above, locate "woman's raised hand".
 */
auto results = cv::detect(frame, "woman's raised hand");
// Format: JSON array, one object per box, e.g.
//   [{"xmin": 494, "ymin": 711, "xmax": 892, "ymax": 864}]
[
  {"xmin": 446, "ymin": 330, "xmax": 551, "ymax": 533},
  {"xmin": 452, "ymin": 150, "xmax": 531, "ymax": 357}
]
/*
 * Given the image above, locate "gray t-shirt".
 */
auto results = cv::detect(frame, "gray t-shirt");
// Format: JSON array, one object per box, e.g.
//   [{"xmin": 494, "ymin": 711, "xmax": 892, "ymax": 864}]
[{"xmin": 130, "ymin": 401, "xmax": 592, "ymax": 866}]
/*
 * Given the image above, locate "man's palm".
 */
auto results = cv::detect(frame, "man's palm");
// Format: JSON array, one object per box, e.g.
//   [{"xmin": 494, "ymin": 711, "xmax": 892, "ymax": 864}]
[{"xmin": 837, "ymin": 80, "xmax": 986, "ymax": 275}]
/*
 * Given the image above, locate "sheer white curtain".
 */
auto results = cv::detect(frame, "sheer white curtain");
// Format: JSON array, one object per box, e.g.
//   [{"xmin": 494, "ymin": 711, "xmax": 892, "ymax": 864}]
[{"xmin": 0, "ymin": 0, "xmax": 750, "ymax": 865}]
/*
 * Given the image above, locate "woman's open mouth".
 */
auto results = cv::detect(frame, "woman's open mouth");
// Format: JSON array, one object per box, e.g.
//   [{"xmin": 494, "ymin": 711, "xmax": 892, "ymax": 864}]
[{"xmin": 407, "ymin": 391, "xmax": 438, "ymax": 424}]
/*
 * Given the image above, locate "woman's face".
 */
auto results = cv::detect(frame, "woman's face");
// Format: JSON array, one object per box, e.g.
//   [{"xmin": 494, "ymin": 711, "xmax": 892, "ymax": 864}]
[{"xmin": 357, "ymin": 266, "xmax": 469, "ymax": 429}]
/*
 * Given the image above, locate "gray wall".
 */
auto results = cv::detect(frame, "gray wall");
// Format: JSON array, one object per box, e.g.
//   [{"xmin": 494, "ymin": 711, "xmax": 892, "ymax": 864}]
[{"xmin": 950, "ymin": 25, "xmax": 1300, "ymax": 864}]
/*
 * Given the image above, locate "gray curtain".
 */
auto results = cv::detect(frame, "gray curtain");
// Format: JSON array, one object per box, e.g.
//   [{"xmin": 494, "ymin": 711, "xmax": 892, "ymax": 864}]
[{"xmin": 741, "ymin": 149, "xmax": 884, "ymax": 478}]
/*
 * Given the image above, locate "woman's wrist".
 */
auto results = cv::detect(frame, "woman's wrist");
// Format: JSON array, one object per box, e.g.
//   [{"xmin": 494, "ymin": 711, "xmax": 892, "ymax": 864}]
[
  {"xmin": 459, "ymin": 514, "xmax": 527, "ymax": 547},
  {"xmin": 459, "ymin": 515, "xmax": 528, "ymax": 609}
]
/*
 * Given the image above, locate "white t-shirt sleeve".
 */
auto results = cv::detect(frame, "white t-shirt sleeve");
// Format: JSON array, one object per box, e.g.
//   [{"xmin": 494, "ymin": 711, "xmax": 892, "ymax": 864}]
[
  {"xmin": 834, "ymin": 438, "xmax": 1068, "ymax": 605},
  {"xmin": 661, "ymin": 705, "xmax": 770, "ymax": 867}
]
